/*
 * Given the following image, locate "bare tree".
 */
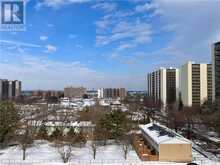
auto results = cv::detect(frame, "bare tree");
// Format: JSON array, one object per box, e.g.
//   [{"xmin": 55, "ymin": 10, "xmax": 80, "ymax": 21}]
[
  {"xmin": 120, "ymin": 114, "xmax": 133, "ymax": 160},
  {"xmin": 165, "ymin": 104, "xmax": 184, "ymax": 133},
  {"xmin": 17, "ymin": 120, "xmax": 34, "ymax": 160},
  {"xmin": 78, "ymin": 101, "xmax": 108, "ymax": 124},
  {"xmin": 91, "ymin": 141, "xmax": 97, "ymax": 160},
  {"xmin": 183, "ymin": 106, "xmax": 200, "ymax": 139},
  {"xmin": 121, "ymin": 136, "xmax": 131, "ymax": 160},
  {"xmin": 91, "ymin": 125, "xmax": 99, "ymax": 160},
  {"xmin": 56, "ymin": 141, "xmax": 73, "ymax": 163}
]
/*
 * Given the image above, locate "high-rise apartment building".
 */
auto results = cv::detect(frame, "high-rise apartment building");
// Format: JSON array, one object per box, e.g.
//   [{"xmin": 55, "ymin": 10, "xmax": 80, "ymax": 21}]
[
  {"xmin": 0, "ymin": 80, "xmax": 3, "ymax": 101},
  {"xmin": 15, "ymin": 80, "xmax": 22, "ymax": 98},
  {"xmin": 0, "ymin": 79, "xmax": 22, "ymax": 101},
  {"xmin": 179, "ymin": 61, "xmax": 212, "ymax": 106},
  {"xmin": 98, "ymin": 88, "xmax": 127, "ymax": 100},
  {"xmin": 1, "ymin": 80, "xmax": 9, "ymax": 100},
  {"xmin": 147, "ymin": 68, "xmax": 179, "ymax": 105},
  {"xmin": 212, "ymin": 41, "xmax": 220, "ymax": 101}
]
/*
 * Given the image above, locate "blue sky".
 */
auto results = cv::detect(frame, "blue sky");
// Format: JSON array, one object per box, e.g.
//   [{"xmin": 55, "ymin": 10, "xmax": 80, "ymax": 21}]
[{"xmin": 0, "ymin": 0, "xmax": 220, "ymax": 90}]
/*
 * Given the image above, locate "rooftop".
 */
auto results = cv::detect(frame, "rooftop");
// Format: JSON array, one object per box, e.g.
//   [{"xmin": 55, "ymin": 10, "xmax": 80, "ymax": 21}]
[{"xmin": 139, "ymin": 123, "xmax": 191, "ymax": 145}]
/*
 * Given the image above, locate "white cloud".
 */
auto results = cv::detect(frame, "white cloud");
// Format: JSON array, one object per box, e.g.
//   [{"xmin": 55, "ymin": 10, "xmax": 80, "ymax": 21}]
[
  {"xmin": 93, "ymin": 3, "xmax": 153, "ymax": 55},
  {"xmin": 36, "ymin": 0, "xmax": 90, "ymax": 9},
  {"xmin": 135, "ymin": 1, "xmax": 162, "ymax": 17},
  {"xmin": 96, "ymin": 20, "xmax": 152, "ymax": 46},
  {"xmin": 40, "ymin": 35, "xmax": 48, "ymax": 41},
  {"xmin": 0, "ymin": 51, "xmax": 147, "ymax": 90},
  {"xmin": 116, "ymin": 43, "xmax": 134, "ymax": 51},
  {"xmin": 135, "ymin": 2, "xmax": 157, "ymax": 12},
  {"xmin": 45, "ymin": 44, "xmax": 57, "ymax": 53},
  {"xmin": 95, "ymin": 19, "xmax": 109, "ymax": 30},
  {"xmin": 154, "ymin": 0, "xmax": 220, "ymax": 63},
  {"xmin": 0, "ymin": 39, "xmax": 41, "ymax": 48},
  {"xmin": 0, "ymin": 53, "xmax": 102, "ymax": 90},
  {"xmin": 91, "ymin": 2, "xmax": 117, "ymax": 13}
]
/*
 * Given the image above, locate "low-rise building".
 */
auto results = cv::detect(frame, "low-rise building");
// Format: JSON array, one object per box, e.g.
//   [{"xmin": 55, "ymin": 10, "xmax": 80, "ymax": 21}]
[
  {"xmin": 64, "ymin": 86, "xmax": 86, "ymax": 98},
  {"xmin": 135, "ymin": 123, "xmax": 192, "ymax": 162}
]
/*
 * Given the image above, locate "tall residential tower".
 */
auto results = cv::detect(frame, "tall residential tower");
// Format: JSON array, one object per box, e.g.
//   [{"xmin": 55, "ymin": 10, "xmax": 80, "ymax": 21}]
[
  {"xmin": 179, "ymin": 61, "xmax": 212, "ymax": 106},
  {"xmin": 98, "ymin": 88, "xmax": 127, "ymax": 100},
  {"xmin": 147, "ymin": 68, "xmax": 179, "ymax": 105},
  {"xmin": 212, "ymin": 41, "xmax": 220, "ymax": 101},
  {"xmin": 0, "ymin": 79, "xmax": 21, "ymax": 101}
]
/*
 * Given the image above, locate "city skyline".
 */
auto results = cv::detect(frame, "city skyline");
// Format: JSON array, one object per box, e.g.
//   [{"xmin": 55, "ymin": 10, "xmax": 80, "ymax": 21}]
[{"xmin": 1, "ymin": 0, "xmax": 220, "ymax": 90}]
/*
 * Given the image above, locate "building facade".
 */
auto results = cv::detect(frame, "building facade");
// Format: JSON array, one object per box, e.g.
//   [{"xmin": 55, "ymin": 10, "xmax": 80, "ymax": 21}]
[
  {"xmin": 138, "ymin": 123, "xmax": 192, "ymax": 162},
  {"xmin": 64, "ymin": 87, "xmax": 86, "ymax": 98},
  {"xmin": 212, "ymin": 41, "xmax": 220, "ymax": 102},
  {"xmin": 179, "ymin": 61, "xmax": 212, "ymax": 106},
  {"xmin": 98, "ymin": 88, "xmax": 127, "ymax": 100},
  {"xmin": 0, "ymin": 79, "xmax": 22, "ymax": 101},
  {"xmin": 30, "ymin": 90, "xmax": 64, "ymax": 99},
  {"xmin": 147, "ymin": 68, "xmax": 179, "ymax": 105}
]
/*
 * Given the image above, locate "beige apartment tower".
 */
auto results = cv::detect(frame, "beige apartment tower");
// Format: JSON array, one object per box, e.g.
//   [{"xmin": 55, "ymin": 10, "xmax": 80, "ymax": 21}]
[
  {"xmin": 147, "ymin": 68, "xmax": 179, "ymax": 105},
  {"xmin": 179, "ymin": 61, "xmax": 212, "ymax": 106},
  {"xmin": 98, "ymin": 88, "xmax": 127, "ymax": 100}
]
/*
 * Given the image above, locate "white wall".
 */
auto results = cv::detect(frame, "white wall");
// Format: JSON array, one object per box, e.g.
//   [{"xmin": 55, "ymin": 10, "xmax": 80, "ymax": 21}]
[
  {"xmin": 160, "ymin": 69, "xmax": 167, "ymax": 105},
  {"xmin": 200, "ymin": 64, "xmax": 208, "ymax": 104},
  {"xmin": 180, "ymin": 62, "xmax": 192, "ymax": 106}
]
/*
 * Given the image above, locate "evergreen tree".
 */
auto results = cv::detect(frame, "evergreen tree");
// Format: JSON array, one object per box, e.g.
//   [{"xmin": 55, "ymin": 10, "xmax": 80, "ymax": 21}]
[
  {"xmin": 50, "ymin": 128, "xmax": 62, "ymax": 140},
  {"xmin": 0, "ymin": 101, "xmax": 19, "ymax": 146},
  {"xmin": 67, "ymin": 127, "xmax": 76, "ymax": 138}
]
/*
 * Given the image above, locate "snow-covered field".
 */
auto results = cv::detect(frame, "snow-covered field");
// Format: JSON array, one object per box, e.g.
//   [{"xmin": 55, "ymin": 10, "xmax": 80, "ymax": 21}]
[{"xmin": 0, "ymin": 141, "xmax": 219, "ymax": 165}]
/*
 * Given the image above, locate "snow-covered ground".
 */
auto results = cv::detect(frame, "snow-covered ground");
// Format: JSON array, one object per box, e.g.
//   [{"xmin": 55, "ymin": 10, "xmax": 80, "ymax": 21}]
[{"xmin": 0, "ymin": 141, "xmax": 219, "ymax": 165}]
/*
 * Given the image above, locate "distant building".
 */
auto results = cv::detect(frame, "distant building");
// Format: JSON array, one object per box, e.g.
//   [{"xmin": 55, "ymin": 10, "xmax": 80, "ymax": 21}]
[
  {"xmin": 179, "ymin": 61, "xmax": 212, "ymax": 106},
  {"xmin": 127, "ymin": 91, "xmax": 147, "ymax": 95},
  {"xmin": 147, "ymin": 68, "xmax": 179, "ymax": 105},
  {"xmin": 86, "ymin": 90, "xmax": 98, "ymax": 98},
  {"xmin": 98, "ymin": 88, "xmax": 127, "ymax": 100},
  {"xmin": 0, "ymin": 79, "xmax": 21, "ymax": 101},
  {"xmin": 0, "ymin": 79, "xmax": 8, "ymax": 100},
  {"xmin": 64, "ymin": 87, "xmax": 86, "ymax": 98},
  {"xmin": 212, "ymin": 41, "xmax": 220, "ymax": 101},
  {"xmin": 31, "ymin": 90, "xmax": 64, "ymax": 99}
]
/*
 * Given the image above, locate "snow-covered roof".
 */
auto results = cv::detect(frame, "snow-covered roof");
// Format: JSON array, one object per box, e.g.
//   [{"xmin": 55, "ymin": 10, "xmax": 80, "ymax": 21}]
[
  {"xmin": 29, "ymin": 120, "xmax": 95, "ymax": 127},
  {"xmin": 139, "ymin": 123, "xmax": 191, "ymax": 147}
]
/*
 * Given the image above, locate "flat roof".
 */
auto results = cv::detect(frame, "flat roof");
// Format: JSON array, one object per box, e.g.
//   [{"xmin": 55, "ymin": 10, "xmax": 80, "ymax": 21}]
[{"xmin": 139, "ymin": 123, "xmax": 191, "ymax": 145}]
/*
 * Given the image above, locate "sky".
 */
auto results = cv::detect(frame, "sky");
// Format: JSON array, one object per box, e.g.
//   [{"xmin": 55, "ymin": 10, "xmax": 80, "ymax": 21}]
[{"xmin": 0, "ymin": 0, "xmax": 220, "ymax": 90}]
